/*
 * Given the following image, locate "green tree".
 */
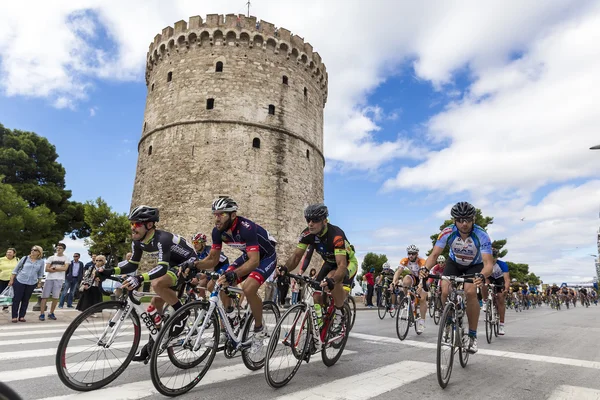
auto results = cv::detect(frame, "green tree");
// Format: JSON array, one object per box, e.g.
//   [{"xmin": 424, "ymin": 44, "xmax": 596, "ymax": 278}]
[
  {"xmin": 427, "ymin": 208, "xmax": 508, "ymax": 259},
  {"xmin": 84, "ymin": 198, "xmax": 130, "ymax": 266},
  {"xmin": 0, "ymin": 124, "xmax": 89, "ymax": 243},
  {"xmin": 357, "ymin": 252, "xmax": 388, "ymax": 282},
  {"xmin": 0, "ymin": 179, "xmax": 55, "ymax": 256},
  {"xmin": 506, "ymin": 261, "xmax": 541, "ymax": 285}
]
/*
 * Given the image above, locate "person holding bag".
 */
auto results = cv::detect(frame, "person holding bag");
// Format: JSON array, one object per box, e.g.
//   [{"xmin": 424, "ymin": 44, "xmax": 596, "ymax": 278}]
[
  {"xmin": 0, "ymin": 248, "xmax": 18, "ymax": 312},
  {"xmin": 9, "ymin": 245, "xmax": 45, "ymax": 322}
]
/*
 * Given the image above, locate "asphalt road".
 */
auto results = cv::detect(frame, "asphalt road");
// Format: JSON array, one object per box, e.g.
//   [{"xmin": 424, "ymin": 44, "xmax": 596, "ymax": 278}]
[{"xmin": 2, "ymin": 303, "xmax": 600, "ymax": 400}]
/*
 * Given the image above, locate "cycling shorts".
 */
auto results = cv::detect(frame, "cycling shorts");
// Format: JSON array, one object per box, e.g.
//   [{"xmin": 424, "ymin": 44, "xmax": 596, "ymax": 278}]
[
  {"xmin": 487, "ymin": 276, "xmax": 505, "ymax": 291},
  {"xmin": 226, "ymin": 252, "xmax": 277, "ymax": 285},
  {"xmin": 442, "ymin": 258, "xmax": 483, "ymax": 277}
]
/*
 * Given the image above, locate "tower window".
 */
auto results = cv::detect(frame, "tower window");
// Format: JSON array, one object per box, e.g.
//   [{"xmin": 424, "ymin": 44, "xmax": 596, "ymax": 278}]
[
  {"xmin": 167, "ymin": 71, "xmax": 172, "ymax": 82},
  {"xmin": 252, "ymin": 138, "xmax": 261, "ymax": 148},
  {"xmin": 148, "ymin": 145, "xmax": 153, "ymax": 155},
  {"xmin": 207, "ymin": 98, "xmax": 215, "ymax": 109},
  {"xmin": 151, "ymin": 83, "xmax": 154, "ymax": 91},
  {"xmin": 282, "ymin": 75, "xmax": 288, "ymax": 85},
  {"xmin": 306, "ymin": 149, "xmax": 310, "ymax": 159},
  {"xmin": 268, "ymin": 104, "xmax": 275, "ymax": 115},
  {"xmin": 143, "ymin": 122, "xmax": 147, "ymax": 132},
  {"xmin": 216, "ymin": 61, "xmax": 223, "ymax": 72},
  {"xmin": 303, "ymin": 87, "xmax": 307, "ymax": 97}
]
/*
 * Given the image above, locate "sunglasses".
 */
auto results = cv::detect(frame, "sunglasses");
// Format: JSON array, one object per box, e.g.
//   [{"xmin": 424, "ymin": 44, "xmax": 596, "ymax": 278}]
[
  {"xmin": 30, "ymin": 249, "xmax": 39, "ymax": 252},
  {"xmin": 192, "ymin": 240, "xmax": 205, "ymax": 245},
  {"xmin": 306, "ymin": 217, "xmax": 324, "ymax": 223},
  {"xmin": 213, "ymin": 212, "xmax": 227, "ymax": 217},
  {"xmin": 455, "ymin": 218, "xmax": 474, "ymax": 224},
  {"xmin": 408, "ymin": 252, "xmax": 418, "ymax": 256},
  {"xmin": 130, "ymin": 221, "xmax": 145, "ymax": 228}
]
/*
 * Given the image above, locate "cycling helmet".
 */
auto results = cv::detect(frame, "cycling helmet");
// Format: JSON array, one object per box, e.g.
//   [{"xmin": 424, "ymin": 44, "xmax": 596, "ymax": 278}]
[
  {"xmin": 212, "ymin": 197, "xmax": 238, "ymax": 213},
  {"xmin": 407, "ymin": 245, "xmax": 419, "ymax": 253},
  {"xmin": 437, "ymin": 255, "xmax": 446, "ymax": 263},
  {"xmin": 492, "ymin": 248, "xmax": 499, "ymax": 258},
  {"xmin": 304, "ymin": 203, "xmax": 328, "ymax": 220},
  {"xmin": 451, "ymin": 201, "xmax": 476, "ymax": 219},
  {"xmin": 382, "ymin": 262, "xmax": 391, "ymax": 269},
  {"xmin": 192, "ymin": 232, "xmax": 207, "ymax": 243},
  {"xmin": 128, "ymin": 205, "xmax": 159, "ymax": 222},
  {"xmin": 511, "ymin": 278, "xmax": 517, "ymax": 282}
]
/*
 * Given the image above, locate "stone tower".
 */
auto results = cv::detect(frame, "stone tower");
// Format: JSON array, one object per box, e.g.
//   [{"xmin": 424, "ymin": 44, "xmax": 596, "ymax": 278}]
[{"xmin": 132, "ymin": 14, "xmax": 328, "ymax": 261}]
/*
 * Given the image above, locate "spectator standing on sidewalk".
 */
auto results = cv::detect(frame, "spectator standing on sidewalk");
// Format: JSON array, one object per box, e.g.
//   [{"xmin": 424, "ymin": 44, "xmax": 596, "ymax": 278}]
[
  {"xmin": 0, "ymin": 248, "xmax": 18, "ymax": 312},
  {"xmin": 364, "ymin": 268, "xmax": 375, "ymax": 307},
  {"xmin": 58, "ymin": 253, "xmax": 84, "ymax": 308},
  {"xmin": 375, "ymin": 273, "xmax": 383, "ymax": 306},
  {"xmin": 276, "ymin": 266, "xmax": 290, "ymax": 307},
  {"xmin": 77, "ymin": 255, "xmax": 105, "ymax": 313},
  {"xmin": 39, "ymin": 243, "xmax": 70, "ymax": 321},
  {"xmin": 9, "ymin": 246, "xmax": 44, "ymax": 322},
  {"xmin": 84, "ymin": 254, "xmax": 97, "ymax": 272},
  {"xmin": 291, "ymin": 278, "xmax": 300, "ymax": 304}
]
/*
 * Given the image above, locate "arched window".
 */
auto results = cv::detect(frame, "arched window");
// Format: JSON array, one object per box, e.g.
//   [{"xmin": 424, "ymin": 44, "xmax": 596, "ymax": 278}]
[
  {"xmin": 216, "ymin": 61, "xmax": 223, "ymax": 72},
  {"xmin": 303, "ymin": 87, "xmax": 307, "ymax": 97},
  {"xmin": 151, "ymin": 83, "xmax": 154, "ymax": 91},
  {"xmin": 143, "ymin": 122, "xmax": 147, "ymax": 132},
  {"xmin": 282, "ymin": 75, "xmax": 288, "ymax": 85},
  {"xmin": 167, "ymin": 71, "xmax": 172, "ymax": 82},
  {"xmin": 306, "ymin": 149, "xmax": 310, "ymax": 159},
  {"xmin": 148, "ymin": 145, "xmax": 153, "ymax": 155},
  {"xmin": 268, "ymin": 104, "xmax": 275, "ymax": 115},
  {"xmin": 207, "ymin": 98, "xmax": 215, "ymax": 109},
  {"xmin": 252, "ymin": 138, "xmax": 261, "ymax": 149}
]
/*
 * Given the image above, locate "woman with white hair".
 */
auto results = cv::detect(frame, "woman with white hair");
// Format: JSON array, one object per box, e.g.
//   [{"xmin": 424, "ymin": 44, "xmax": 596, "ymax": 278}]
[{"xmin": 9, "ymin": 245, "xmax": 45, "ymax": 322}]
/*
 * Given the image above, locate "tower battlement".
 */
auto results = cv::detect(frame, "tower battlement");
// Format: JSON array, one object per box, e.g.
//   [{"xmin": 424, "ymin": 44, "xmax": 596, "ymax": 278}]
[{"xmin": 145, "ymin": 14, "xmax": 328, "ymax": 103}]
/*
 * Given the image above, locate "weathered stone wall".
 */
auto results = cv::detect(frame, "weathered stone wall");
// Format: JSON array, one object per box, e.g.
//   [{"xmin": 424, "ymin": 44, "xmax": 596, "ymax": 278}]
[{"xmin": 132, "ymin": 14, "xmax": 327, "ymax": 267}]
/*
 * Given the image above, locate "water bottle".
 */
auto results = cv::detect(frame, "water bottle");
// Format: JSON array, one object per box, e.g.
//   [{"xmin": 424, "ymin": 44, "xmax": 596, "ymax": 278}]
[
  {"xmin": 314, "ymin": 304, "xmax": 323, "ymax": 327},
  {"xmin": 147, "ymin": 305, "xmax": 162, "ymax": 328}
]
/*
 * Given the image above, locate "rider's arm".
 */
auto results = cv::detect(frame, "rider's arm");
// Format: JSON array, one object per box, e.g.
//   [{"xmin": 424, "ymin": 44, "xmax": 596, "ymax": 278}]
[
  {"xmin": 481, "ymin": 252, "xmax": 494, "ymax": 278},
  {"xmin": 332, "ymin": 253, "xmax": 348, "ymax": 284},
  {"xmin": 143, "ymin": 241, "xmax": 172, "ymax": 281},
  {"xmin": 231, "ymin": 250, "xmax": 260, "ymax": 279},
  {"xmin": 228, "ymin": 221, "xmax": 261, "ymax": 278},
  {"xmin": 299, "ymin": 245, "xmax": 314, "ymax": 274},
  {"xmin": 194, "ymin": 249, "xmax": 220, "ymax": 270},
  {"xmin": 503, "ymin": 272, "xmax": 510, "ymax": 292},
  {"xmin": 285, "ymin": 246, "xmax": 307, "ymax": 274},
  {"xmin": 114, "ymin": 244, "xmax": 141, "ymax": 275}
]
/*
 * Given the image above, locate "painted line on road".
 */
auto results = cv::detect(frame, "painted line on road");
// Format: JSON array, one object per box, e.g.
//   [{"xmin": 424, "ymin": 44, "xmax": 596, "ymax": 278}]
[
  {"xmin": 276, "ymin": 360, "xmax": 434, "ymax": 400},
  {"xmin": 548, "ymin": 385, "xmax": 600, "ymax": 399},
  {"xmin": 0, "ymin": 323, "xmax": 72, "ymax": 332},
  {"xmin": 0, "ymin": 332, "xmax": 135, "ymax": 346},
  {"xmin": 0, "ymin": 328, "xmax": 75, "ymax": 337},
  {"xmin": 351, "ymin": 332, "xmax": 600, "ymax": 370},
  {"xmin": 0, "ymin": 342, "xmax": 133, "ymax": 361},
  {"xmin": 37, "ymin": 350, "xmax": 357, "ymax": 400}
]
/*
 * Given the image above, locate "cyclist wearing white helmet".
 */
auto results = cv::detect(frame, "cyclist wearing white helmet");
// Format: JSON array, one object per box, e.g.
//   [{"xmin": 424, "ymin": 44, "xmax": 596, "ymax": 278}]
[
  {"xmin": 183, "ymin": 233, "xmax": 230, "ymax": 299},
  {"xmin": 393, "ymin": 245, "xmax": 428, "ymax": 333},
  {"xmin": 427, "ymin": 255, "xmax": 446, "ymax": 285}
]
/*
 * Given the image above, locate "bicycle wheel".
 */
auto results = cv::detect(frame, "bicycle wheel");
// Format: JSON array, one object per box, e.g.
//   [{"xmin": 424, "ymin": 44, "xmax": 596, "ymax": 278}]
[
  {"xmin": 493, "ymin": 303, "xmax": 499, "ymax": 337},
  {"xmin": 436, "ymin": 302, "xmax": 455, "ymax": 389},
  {"xmin": 322, "ymin": 303, "xmax": 350, "ymax": 366},
  {"xmin": 377, "ymin": 296, "xmax": 388, "ymax": 320},
  {"xmin": 433, "ymin": 296, "xmax": 442, "ymax": 325},
  {"xmin": 428, "ymin": 296, "xmax": 435, "ymax": 318},
  {"xmin": 395, "ymin": 297, "xmax": 410, "ymax": 341},
  {"xmin": 56, "ymin": 301, "xmax": 140, "ymax": 391},
  {"xmin": 241, "ymin": 300, "xmax": 280, "ymax": 371},
  {"xmin": 149, "ymin": 301, "xmax": 219, "ymax": 397},
  {"xmin": 389, "ymin": 296, "xmax": 398, "ymax": 319},
  {"xmin": 458, "ymin": 324, "xmax": 469, "ymax": 368},
  {"xmin": 485, "ymin": 300, "xmax": 493, "ymax": 344},
  {"xmin": 0, "ymin": 382, "xmax": 22, "ymax": 400},
  {"xmin": 347, "ymin": 296, "xmax": 357, "ymax": 331},
  {"xmin": 264, "ymin": 304, "xmax": 310, "ymax": 389}
]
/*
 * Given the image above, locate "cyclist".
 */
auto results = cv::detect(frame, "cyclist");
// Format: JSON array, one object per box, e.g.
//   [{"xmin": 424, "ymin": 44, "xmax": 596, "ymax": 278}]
[
  {"xmin": 280, "ymin": 204, "xmax": 357, "ymax": 332},
  {"xmin": 195, "ymin": 197, "xmax": 277, "ymax": 354},
  {"xmin": 393, "ymin": 245, "xmax": 428, "ymax": 333},
  {"xmin": 98, "ymin": 205, "xmax": 197, "ymax": 362},
  {"xmin": 560, "ymin": 284, "xmax": 569, "ymax": 305},
  {"xmin": 482, "ymin": 248, "xmax": 510, "ymax": 335},
  {"xmin": 420, "ymin": 201, "xmax": 494, "ymax": 353},
  {"xmin": 380, "ymin": 262, "xmax": 395, "ymax": 309},
  {"xmin": 579, "ymin": 287, "xmax": 588, "ymax": 306},
  {"xmin": 426, "ymin": 255, "xmax": 446, "ymax": 318},
  {"xmin": 185, "ymin": 232, "xmax": 229, "ymax": 298}
]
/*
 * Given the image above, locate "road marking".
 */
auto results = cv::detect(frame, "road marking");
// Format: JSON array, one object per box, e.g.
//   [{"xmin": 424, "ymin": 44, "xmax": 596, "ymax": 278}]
[
  {"xmin": 351, "ymin": 332, "xmax": 600, "ymax": 370},
  {"xmin": 548, "ymin": 385, "xmax": 600, "ymax": 399},
  {"xmin": 0, "ymin": 332, "xmax": 135, "ymax": 346},
  {"xmin": 0, "ymin": 342, "xmax": 133, "ymax": 361},
  {"xmin": 276, "ymin": 360, "xmax": 434, "ymax": 400},
  {"xmin": 0, "ymin": 323, "xmax": 72, "ymax": 332},
  {"xmin": 37, "ymin": 350, "xmax": 357, "ymax": 400},
  {"xmin": 0, "ymin": 328, "xmax": 74, "ymax": 337}
]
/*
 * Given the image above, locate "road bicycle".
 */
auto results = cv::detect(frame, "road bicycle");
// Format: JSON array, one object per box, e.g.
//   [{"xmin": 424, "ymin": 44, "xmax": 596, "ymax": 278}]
[
  {"xmin": 428, "ymin": 279, "xmax": 443, "ymax": 325},
  {"xmin": 396, "ymin": 280, "xmax": 428, "ymax": 341},
  {"xmin": 378, "ymin": 285, "xmax": 398, "ymax": 319},
  {"xmin": 484, "ymin": 283, "xmax": 503, "ymax": 344}
]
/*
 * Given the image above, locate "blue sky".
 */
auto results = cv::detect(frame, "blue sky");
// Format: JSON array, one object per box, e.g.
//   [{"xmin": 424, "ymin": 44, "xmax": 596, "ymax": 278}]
[{"xmin": 1, "ymin": 1, "xmax": 599, "ymax": 284}]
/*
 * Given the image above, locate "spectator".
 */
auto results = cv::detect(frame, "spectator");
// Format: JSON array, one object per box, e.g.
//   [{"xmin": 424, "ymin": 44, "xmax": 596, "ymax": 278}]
[
  {"xmin": 39, "ymin": 242, "xmax": 70, "ymax": 321},
  {"xmin": 365, "ymin": 268, "xmax": 375, "ymax": 307},
  {"xmin": 84, "ymin": 254, "xmax": 97, "ymax": 272},
  {"xmin": 114, "ymin": 252, "xmax": 133, "ymax": 298},
  {"xmin": 362, "ymin": 278, "xmax": 368, "ymax": 305},
  {"xmin": 77, "ymin": 255, "xmax": 105, "ymax": 314},
  {"xmin": 308, "ymin": 268, "xmax": 317, "ymax": 279},
  {"xmin": 276, "ymin": 266, "xmax": 290, "ymax": 307},
  {"xmin": 291, "ymin": 278, "xmax": 300, "ymax": 304},
  {"xmin": 58, "ymin": 252, "xmax": 84, "ymax": 309},
  {"xmin": 9, "ymin": 245, "xmax": 44, "ymax": 322},
  {"xmin": 0, "ymin": 248, "xmax": 18, "ymax": 312},
  {"xmin": 375, "ymin": 273, "xmax": 383, "ymax": 306}
]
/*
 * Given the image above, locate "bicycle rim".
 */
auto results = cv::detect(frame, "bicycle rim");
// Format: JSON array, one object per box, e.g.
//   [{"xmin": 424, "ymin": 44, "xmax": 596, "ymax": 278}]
[
  {"xmin": 241, "ymin": 300, "xmax": 281, "ymax": 371},
  {"xmin": 377, "ymin": 299, "xmax": 387, "ymax": 319},
  {"xmin": 55, "ymin": 301, "xmax": 140, "ymax": 391},
  {"xmin": 322, "ymin": 303, "xmax": 350, "ymax": 366},
  {"xmin": 395, "ymin": 297, "xmax": 410, "ymax": 341},
  {"xmin": 458, "ymin": 325, "xmax": 469, "ymax": 368},
  {"xmin": 485, "ymin": 302, "xmax": 493, "ymax": 344},
  {"xmin": 436, "ymin": 302, "xmax": 455, "ymax": 389},
  {"xmin": 264, "ymin": 304, "xmax": 310, "ymax": 389},
  {"xmin": 149, "ymin": 302, "xmax": 218, "ymax": 397}
]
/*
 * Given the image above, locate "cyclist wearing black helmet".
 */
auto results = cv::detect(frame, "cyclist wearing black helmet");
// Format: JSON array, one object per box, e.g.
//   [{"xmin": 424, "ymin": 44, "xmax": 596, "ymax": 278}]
[
  {"xmin": 420, "ymin": 201, "xmax": 494, "ymax": 354},
  {"xmin": 195, "ymin": 197, "xmax": 277, "ymax": 354},
  {"xmin": 280, "ymin": 204, "xmax": 357, "ymax": 332},
  {"xmin": 98, "ymin": 205, "xmax": 197, "ymax": 361}
]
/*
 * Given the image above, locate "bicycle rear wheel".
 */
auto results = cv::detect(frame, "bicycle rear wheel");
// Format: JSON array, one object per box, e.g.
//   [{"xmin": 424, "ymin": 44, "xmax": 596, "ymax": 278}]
[
  {"xmin": 395, "ymin": 297, "xmax": 410, "ymax": 341},
  {"xmin": 264, "ymin": 304, "xmax": 310, "ymax": 389},
  {"xmin": 436, "ymin": 302, "xmax": 455, "ymax": 389},
  {"xmin": 428, "ymin": 296, "xmax": 435, "ymax": 318},
  {"xmin": 485, "ymin": 300, "xmax": 493, "ymax": 344},
  {"xmin": 241, "ymin": 300, "xmax": 280, "ymax": 371},
  {"xmin": 56, "ymin": 301, "xmax": 140, "ymax": 391},
  {"xmin": 458, "ymin": 324, "xmax": 469, "ymax": 368},
  {"xmin": 346, "ymin": 296, "xmax": 357, "ymax": 331},
  {"xmin": 389, "ymin": 296, "xmax": 398, "ymax": 318},
  {"xmin": 322, "ymin": 303, "xmax": 350, "ymax": 366},
  {"xmin": 377, "ymin": 296, "xmax": 388, "ymax": 320}
]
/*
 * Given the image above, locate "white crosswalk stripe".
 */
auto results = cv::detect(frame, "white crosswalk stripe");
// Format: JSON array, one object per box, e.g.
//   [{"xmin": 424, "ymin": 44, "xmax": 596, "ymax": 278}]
[
  {"xmin": 0, "ymin": 323, "xmax": 72, "ymax": 331},
  {"xmin": 0, "ymin": 332, "xmax": 134, "ymax": 346},
  {"xmin": 0, "ymin": 342, "xmax": 133, "ymax": 361},
  {"xmin": 548, "ymin": 385, "xmax": 600, "ymax": 399}
]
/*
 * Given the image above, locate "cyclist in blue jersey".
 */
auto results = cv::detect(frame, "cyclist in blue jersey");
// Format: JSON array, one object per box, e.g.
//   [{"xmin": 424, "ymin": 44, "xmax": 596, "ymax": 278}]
[
  {"xmin": 421, "ymin": 201, "xmax": 494, "ymax": 354},
  {"xmin": 481, "ymin": 248, "xmax": 510, "ymax": 335},
  {"xmin": 184, "ymin": 232, "xmax": 229, "ymax": 298},
  {"xmin": 195, "ymin": 197, "xmax": 277, "ymax": 354}
]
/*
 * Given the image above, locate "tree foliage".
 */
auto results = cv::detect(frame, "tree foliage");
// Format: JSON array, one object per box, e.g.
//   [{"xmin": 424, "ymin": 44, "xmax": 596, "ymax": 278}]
[
  {"xmin": 506, "ymin": 261, "xmax": 541, "ymax": 285},
  {"xmin": 357, "ymin": 252, "xmax": 388, "ymax": 282},
  {"xmin": 83, "ymin": 198, "xmax": 130, "ymax": 266},
  {"xmin": 0, "ymin": 124, "xmax": 89, "ymax": 245},
  {"xmin": 0, "ymin": 179, "xmax": 55, "ymax": 256}
]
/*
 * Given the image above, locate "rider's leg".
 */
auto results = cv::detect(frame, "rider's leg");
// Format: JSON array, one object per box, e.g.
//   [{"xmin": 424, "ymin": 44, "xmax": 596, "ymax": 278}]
[
  {"xmin": 419, "ymin": 286, "xmax": 427, "ymax": 319},
  {"xmin": 464, "ymin": 282, "xmax": 480, "ymax": 332},
  {"xmin": 151, "ymin": 273, "xmax": 179, "ymax": 312},
  {"xmin": 498, "ymin": 291, "xmax": 506, "ymax": 323},
  {"xmin": 441, "ymin": 279, "xmax": 450, "ymax": 304},
  {"xmin": 402, "ymin": 275, "xmax": 413, "ymax": 297},
  {"xmin": 242, "ymin": 277, "xmax": 262, "ymax": 328}
]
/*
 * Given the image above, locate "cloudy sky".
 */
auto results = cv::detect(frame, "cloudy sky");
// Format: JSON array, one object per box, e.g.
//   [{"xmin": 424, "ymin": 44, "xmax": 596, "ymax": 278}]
[{"xmin": 1, "ymin": 0, "xmax": 599, "ymax": 284}]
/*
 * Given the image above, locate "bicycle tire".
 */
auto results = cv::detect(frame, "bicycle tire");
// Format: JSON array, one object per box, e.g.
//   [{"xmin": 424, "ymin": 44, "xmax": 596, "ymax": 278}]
[
  {"xmin": 0, "ymin": 382, "xmax": 22, "ymax": 400},
  {"xmin": 55, "ymin": 301, "xmax": 140, "ymax": 391},
  {"xmin": 149, "ymin": 301, "xmax": 219, "ymax": 397},
  {"xmin": 433, "ymin": 296, "xmax": 442, "ymax": 325},
  {"xmin": 493, "ymin": 303, "xmax": 499, "ymax": 337},
  {"xmin": 241, "ymin": 300, "xmax": 280, "ymax": 371},
  {"xmin": 321, "ymin": 303, "xmax": 350, "ymax": 367},
  {"xmin": 347, "ymin": 296, "xmax": 357, "ymax": 331},
  {"xmin": 264, "ymin": 304, "xmax": 310, "ymax": 389},
  {"xmin": 436, "ymin": 302, "xmax": 455, "ymax": 389},
  {"xmin": 377, "ymin": 296, "xmax": 387, "ymax": 320},
  {"xmin": 395, "ymin": 297, "xmax": 410, "ymax": 341},
  {"xmin": 458, "ymin": 323, "xmax": 469, "ymax": 368},
  {"xmin": 389, "ymin": 296, "xmax": 398, "ymax": 319},
  {"xmin": 485, "ymin": 300, "xmax": 493, "ymax": 344},
  {"xmin": 428, "ymin": 296, "xmax": 435, "ymax": 318}
]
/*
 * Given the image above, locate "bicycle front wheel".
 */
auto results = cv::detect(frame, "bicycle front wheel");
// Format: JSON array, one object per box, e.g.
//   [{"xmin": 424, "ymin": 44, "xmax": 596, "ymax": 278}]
[
  {"xmin": 433, "ymin": 297, "xmax": 442, "ymax": 325},
  {"xmin": 485, "ymin": 300, "xmax": 493, "ymax": 344},
  {"xmin": 55, "ymin": 301, "xmax": 141, "ymax": 391},
  {"xmin": 377, "ymin": 296, "xmax": 387, "ymax": 320},
  {"xmin": 436, "ymin": 302, "xmax": 456, "ymax": 389},
  {"xmin": 264, "ymin": 304, "xmax": 310, "ymax": 389},
  {"xmin": 241, "ymin": 300, "xmax": 281, "ymax": 371},
  {"xmin": 395, "ymin": 297, "xmax": 410, "ymax": 341},
  {"xmin": 347, "ymin": 296, "xmax": 357, "ymax": 331},
  {"xmin": 322, "ymin": 303, "xmax": 350, "ymax": 367}
]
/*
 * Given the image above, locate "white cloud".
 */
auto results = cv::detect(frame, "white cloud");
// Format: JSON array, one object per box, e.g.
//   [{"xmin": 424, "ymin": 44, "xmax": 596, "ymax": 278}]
[{"xmin": 89, "ymin": 107, "xmax": 97, "ymax": 117}]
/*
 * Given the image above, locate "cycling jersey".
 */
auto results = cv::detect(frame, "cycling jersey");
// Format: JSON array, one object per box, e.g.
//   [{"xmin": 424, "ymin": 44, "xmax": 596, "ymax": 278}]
[
  {"xmin": 399, "ymin": 256, "xmax": 426, "ymax": 276},
  {"xmin": 381, "ymin": 268, "xmax": 395, "ymax": 286},
  {"xmin": 435, "ymin": 224, "xmax": 492, "ymax": 266},
  {"xmin": 550, "ymin": 286, "xmax": 560, "ymax": 294},
  {"xmin": 427, "ymin": 263, "xmax": 445, "ymax": 284},
  {"xmin": 490, "ymin": 260, "xmax": 509, "ymax": 279},
  {"xmin": 196, "ymin": 247, "xmax": 229, "ymax": 274},
  {"xmin": 297, "ymin": 223, "xmax": 357, "ymax": 273},
  {"xmin": 116, "ymin": 230, "xmax": 196, "ymax": 284}
]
